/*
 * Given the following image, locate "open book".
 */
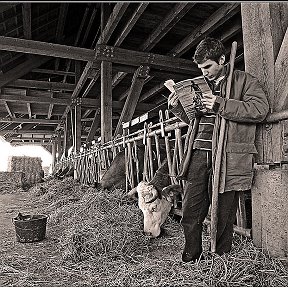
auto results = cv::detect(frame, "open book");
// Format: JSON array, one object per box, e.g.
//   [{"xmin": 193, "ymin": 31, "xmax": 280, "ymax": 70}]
[{"xmin": 164, "ymin": 77, "xmax": 211, "ymax": 120}]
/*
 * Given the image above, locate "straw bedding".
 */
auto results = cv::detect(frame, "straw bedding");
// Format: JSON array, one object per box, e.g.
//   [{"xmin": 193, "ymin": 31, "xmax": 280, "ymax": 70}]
[{"xmin": 15, "ymin": 178, "xmax": 288, "ymax": 286}]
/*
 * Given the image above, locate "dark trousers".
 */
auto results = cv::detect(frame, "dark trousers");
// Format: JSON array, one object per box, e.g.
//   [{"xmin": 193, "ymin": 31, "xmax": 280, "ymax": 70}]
[{"xmin": 181, "ymin": 149, "xmax": 239, "ymax": 257}]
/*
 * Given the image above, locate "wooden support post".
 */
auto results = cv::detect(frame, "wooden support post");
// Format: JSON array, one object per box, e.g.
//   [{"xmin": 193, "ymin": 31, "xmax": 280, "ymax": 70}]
[
  {"xmin": 51, "ymin": 141, "xmax": 56, "ymax": 172},
  {"xmin": 242, "ymin": 3, "xmax": 288, "ymax": 257},
  {"xmin": 74, "ymin": 100, "xmax": 81, "ymax": 179},
  {"xmin": 101, "ymin": 61, "xmax": 112, "ymax": 144}
]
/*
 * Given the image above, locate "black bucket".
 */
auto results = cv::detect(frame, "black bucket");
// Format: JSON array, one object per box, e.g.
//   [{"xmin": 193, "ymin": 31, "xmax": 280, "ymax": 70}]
[{"xmin": 12, "ymin": 214, "xmax": 48, "ymax": 243}]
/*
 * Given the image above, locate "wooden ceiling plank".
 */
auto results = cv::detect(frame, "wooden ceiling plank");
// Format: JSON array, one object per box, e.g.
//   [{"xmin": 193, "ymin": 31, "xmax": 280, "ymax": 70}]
[
  {"xmin": 62, "ymin": 6, "xmax": 90, "ymax": 82},
  {"xmin": 22, "ymin": 3, "xmax": 32, "ymax": 40},
  {"xmin": 169, "ymin": 3, "xmax": 240, "ymax": 57},
  {"xmin": 70, "ymin": 3, "xmax": 129, "ymax": 99}
]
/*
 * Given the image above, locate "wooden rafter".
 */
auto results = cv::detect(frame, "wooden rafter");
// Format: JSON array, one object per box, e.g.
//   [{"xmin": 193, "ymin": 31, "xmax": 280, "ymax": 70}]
[
  {"xmin": 0, "ymin": 55, "xmax": 52, "ymax": 88},
  {"xmin": 22, "ymin": 3, "xmax": 31, "ymax": 40},
  {"xmin": 114, "ymin": 3, "xmax": 148, "ymax": 46},
  {"xmin": 112, "ymin": 3, "xmax": 193, "ymax": 88},
  {"xmin": 138, "ymin": 4, "xmax": 242, "ymax": 102},
  {"xmin": 55, "ymin": 4, "xmax": 69, "ymax": 43},
  {"xmin": 169, "ymin": 3, "xmax": 240, "ymax": 57}
]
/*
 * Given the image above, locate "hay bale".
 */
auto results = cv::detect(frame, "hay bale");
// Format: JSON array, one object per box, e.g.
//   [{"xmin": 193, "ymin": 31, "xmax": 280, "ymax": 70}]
[{"xmin": 8, "ymin": 156, "xmax": 44, "ymax": 186}]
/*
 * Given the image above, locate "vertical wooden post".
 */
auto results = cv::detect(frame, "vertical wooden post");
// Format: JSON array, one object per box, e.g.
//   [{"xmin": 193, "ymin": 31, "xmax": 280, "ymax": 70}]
[
  {"xmin": 101, "ymin": 61, "xmax": 112, "ymax": 144},
  {"xmin": 241, "ymin": 2, "xmax": 288, "ymax": 257},
  {"xmin": 51, "ymin": 141, "xmax": 56, "ymax": 172}
]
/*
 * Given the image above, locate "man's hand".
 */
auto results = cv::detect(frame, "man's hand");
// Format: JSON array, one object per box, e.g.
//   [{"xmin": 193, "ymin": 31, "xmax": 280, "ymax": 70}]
[
  {"xmin": 168, "ymin": 92, "xmax": 179, "ymax": 107},
  {"xmin": 202, "ymin": 92, "xmax": 217, "ymax": 110}
]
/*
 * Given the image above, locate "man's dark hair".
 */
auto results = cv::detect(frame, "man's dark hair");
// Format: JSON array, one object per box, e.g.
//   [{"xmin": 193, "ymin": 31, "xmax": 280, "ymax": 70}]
[{"xmin": 193, "ymin": 37, "xmax": 225, "ymax": 64}]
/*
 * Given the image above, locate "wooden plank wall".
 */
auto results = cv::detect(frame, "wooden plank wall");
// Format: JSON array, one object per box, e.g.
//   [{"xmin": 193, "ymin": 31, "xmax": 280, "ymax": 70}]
[{"xmin": 241, "ymin": 3, "xmax": 288, "ymax": 257}]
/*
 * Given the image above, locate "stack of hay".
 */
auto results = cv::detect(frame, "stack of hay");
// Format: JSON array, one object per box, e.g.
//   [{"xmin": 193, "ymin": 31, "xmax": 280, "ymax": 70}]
[
  {"xmin": 8, "ymin": 156, "xmax": 43, "ymax": 186},
  {"xmin": 0, "ymin": 171, "xmax": 25, "ymax": 194}
]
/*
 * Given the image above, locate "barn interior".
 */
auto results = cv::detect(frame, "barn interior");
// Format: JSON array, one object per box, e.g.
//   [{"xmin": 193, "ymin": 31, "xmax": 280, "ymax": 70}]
[{"xmin": 0, "ymin": 2, "xmax": 287, "ymax": 277}]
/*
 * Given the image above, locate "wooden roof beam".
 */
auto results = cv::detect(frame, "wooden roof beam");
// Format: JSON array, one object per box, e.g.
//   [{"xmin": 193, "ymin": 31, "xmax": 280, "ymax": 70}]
[
  {"xmin": 86, "ymin": 108, "xmax": 100, "ymax": 143},
  {"xmin": 4, "ymin": 101, "xmax": 15, "ymax": 118},
  {"xmin": 47, "ymin": 103, "xmax": 54, "ymax": 119},
  {"xmin": 69, "ymin": 3, "xmax": 129, "ymax": 99},
  {"xmin": 0, "ymin": 36, "xmax": 94, "ymax": 61},
  {"xmin": 7, "ymin": 79, "xmax": 75, "ymax": 91},
  {"xmin": 114, "ymin": 65, "xmax": 150, "ymax": 137},
  {"xmin": 55, "ymin": 3, "xmax": 69, "ymax": 70},
  {"xmin": 169, "ymin": 3, "xmax": 240, "ymax": 57},
  {"xmin": 0, "ymin": 118, "xmax": 61, "ymax": 125},
  {"xmin": 139, "ymin": 5, "xmax": 241, "ymax": 102},
  {"xmin": 55, "ymin": 4, "xmax": 69, "ymax": 43},
  {"xmin": 0, "ymin": 93, "xmax": 98, "ymax": 107},
  {"xmin": 0, "ymin": 4, "xmax": 17, "ymax": 14},
  {"xmin": 95, "ymin": 44, "xmax": 197, "ymax": 74},
  {"xmin": 114, "ymin": 3, "xmax": 148, "ymax": 47},
  {"xmin": 32, "ymin": 68, "xmax": 75, "ymax": 77},
  {"xmin": 22, "ymin": 3, "xmax": 31, "ymax": 40},
  {"xmin": 58, "ymin": 3, "xmax": 129, "ymax": 131},
  {"xmin": 0, "ymin": 129, "xmax": 55, "ymax": 135},
  {"xmin": 112, "ymin": 3, "xmax": 193, "ymax": 88},
  {"xmin": 0, "ymin": 55, "xmax": 52, "ymax": 88}
]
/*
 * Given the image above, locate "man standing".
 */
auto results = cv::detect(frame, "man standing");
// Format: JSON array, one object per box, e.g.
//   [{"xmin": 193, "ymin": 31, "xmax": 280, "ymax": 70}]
[{"xmin": 168, "ymin": 37, "xmax": 269, "ymax": 262}]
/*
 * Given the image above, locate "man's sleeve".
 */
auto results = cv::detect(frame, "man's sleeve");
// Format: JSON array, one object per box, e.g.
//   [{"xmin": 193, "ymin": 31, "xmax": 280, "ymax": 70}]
[
  {"xmin": 212, "ymin": 72, "xmax": 269, "ymax": 123},
  {"xmin": 169, "ymin": 102, "xmax": 190, "ymax": 124}
]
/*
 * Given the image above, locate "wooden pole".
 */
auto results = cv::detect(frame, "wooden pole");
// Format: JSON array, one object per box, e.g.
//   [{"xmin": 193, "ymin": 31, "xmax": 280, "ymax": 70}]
[{"xmin": 210, "ymin": 41, "xmax": 237, "ymax": 253}]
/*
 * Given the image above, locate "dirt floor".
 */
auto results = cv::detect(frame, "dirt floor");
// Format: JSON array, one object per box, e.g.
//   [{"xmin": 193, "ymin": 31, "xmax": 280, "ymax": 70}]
[{"xmin": 0, "ymin": 192, "xmax": 76, "ymax": 287}]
